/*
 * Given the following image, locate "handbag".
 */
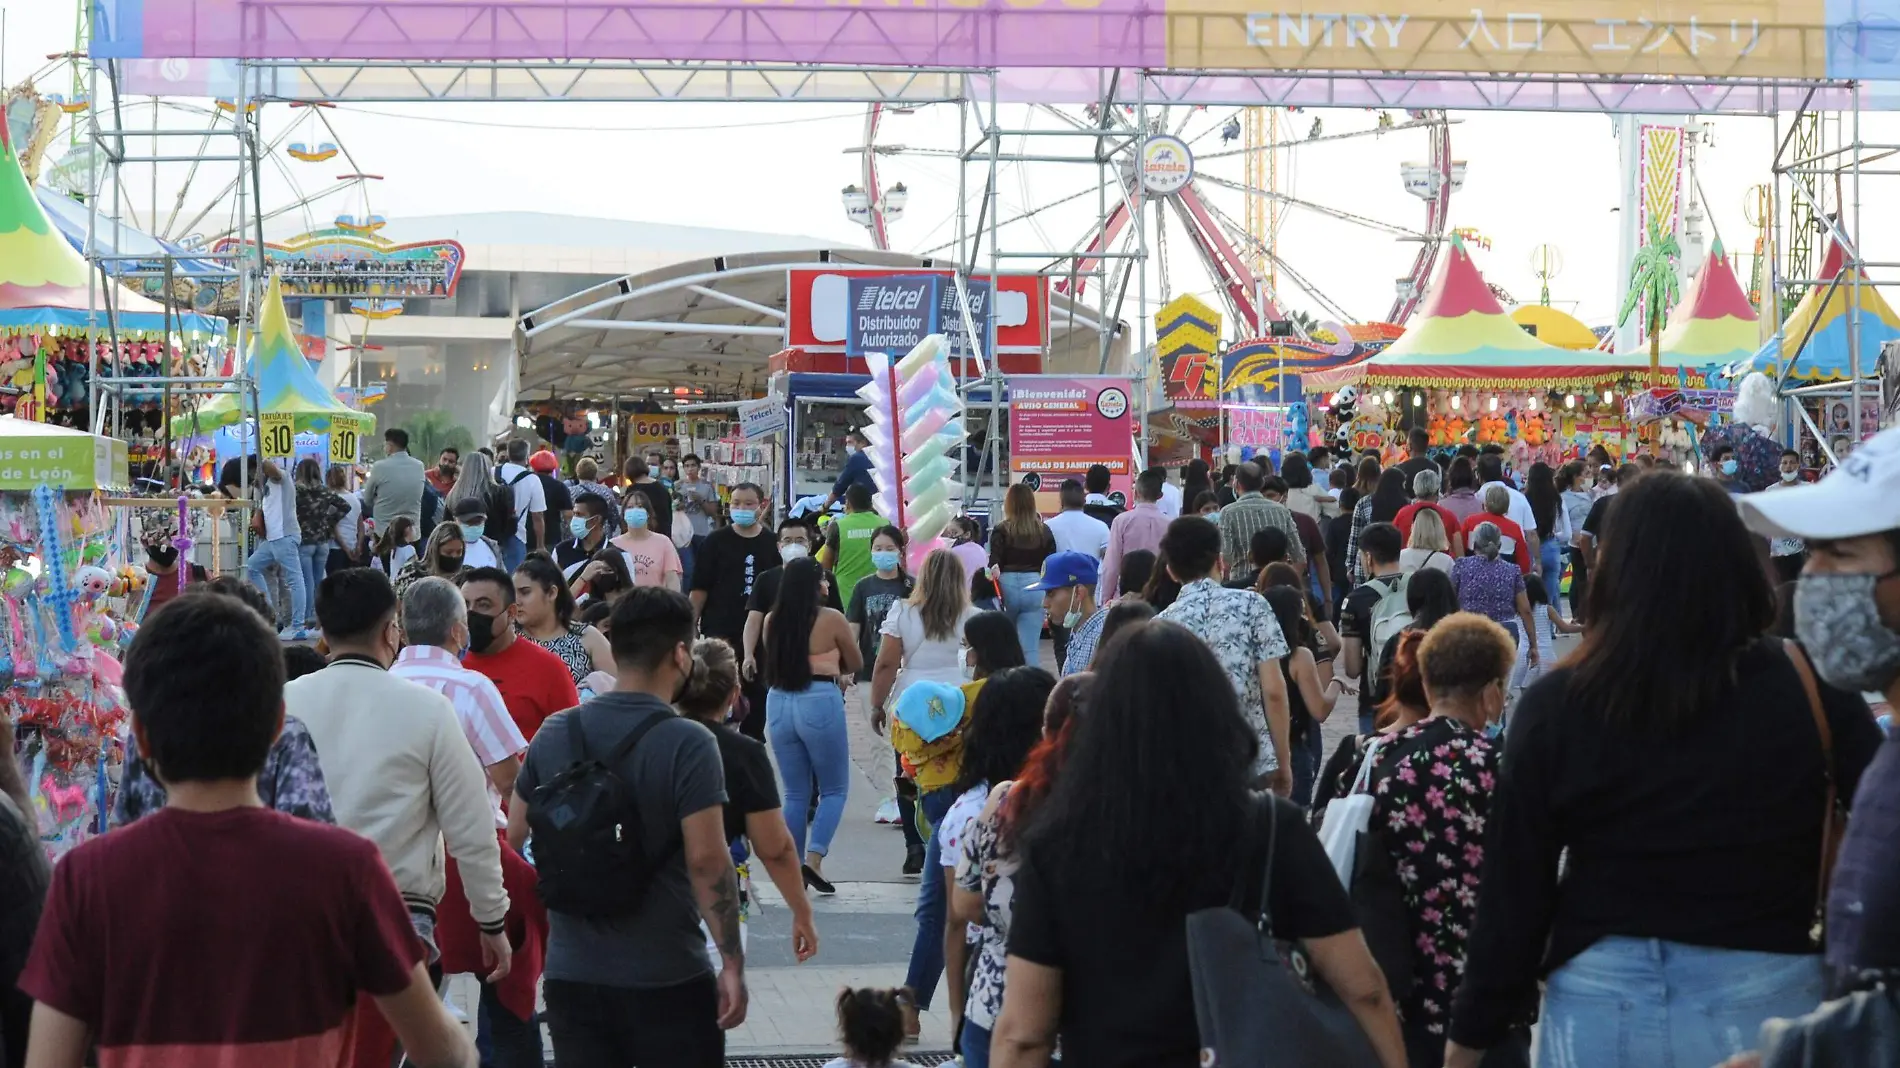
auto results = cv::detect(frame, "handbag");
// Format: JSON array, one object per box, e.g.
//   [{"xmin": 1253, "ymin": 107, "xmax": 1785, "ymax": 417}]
[
  {"xmin": 1316, "ymin": 736, "xmax": 1417, "ymax": 1003},
  {"xmin": 1784, "ymin": 638, "xmax": 1848, "ymax": 942},
  {"xmin": 1186, "ymin": 794, "xmax": 1384, "ymax": 1068}
]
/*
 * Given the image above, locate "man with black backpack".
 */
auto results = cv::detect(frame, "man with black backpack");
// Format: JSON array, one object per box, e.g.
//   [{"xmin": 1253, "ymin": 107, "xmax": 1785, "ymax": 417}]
[
  {"xmin": 507, "ymin": 586, "xmax": 745, "ymax": 1065},
  {"xmin": 495, "ymin": 439, "xmax": 547, "ymax": 573},
  {"xmin": 1341, "ymin": 522, "xmax": 1409, "ymax": 734}
]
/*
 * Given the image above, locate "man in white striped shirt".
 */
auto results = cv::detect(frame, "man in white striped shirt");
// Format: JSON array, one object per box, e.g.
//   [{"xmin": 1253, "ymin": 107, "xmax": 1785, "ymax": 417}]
[
  {"xmin": 392, "ymin": 576, "xmax": 542, "ymax": 1067},
  {"xmin": 393, "ymin": 577, "xmax": 528, "ymax": 824}
]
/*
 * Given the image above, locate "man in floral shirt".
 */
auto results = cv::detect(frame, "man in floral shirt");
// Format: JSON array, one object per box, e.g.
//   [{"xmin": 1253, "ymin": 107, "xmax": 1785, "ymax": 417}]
[
  {"xmin": 114, "ymin": 580, "xmax": 335, "ymax": 827},
  {"xmin": 1155, "ymin": 516, "xmax": 1293, "ymax": 794}
]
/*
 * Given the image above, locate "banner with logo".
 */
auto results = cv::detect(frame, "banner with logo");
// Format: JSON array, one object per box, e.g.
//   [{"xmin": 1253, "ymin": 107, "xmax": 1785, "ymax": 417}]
[
  {"xmin": 1006, "ymin": 375, "xmax": 1134, "ymax": 513},
  {"xmin": 98, "ymin": 0, "xmax": 1900, "ymax": 83},
  {"xmin": 737, "ymin": 397, "xmax": 787, "ymax": 441},
  {"xmin": 846, "ymin": 274, "xmax": 993, "ymax": 362},
  {"xmin": 1157, "ymin": 294, "xmax": 1222, "ymax": 411}
]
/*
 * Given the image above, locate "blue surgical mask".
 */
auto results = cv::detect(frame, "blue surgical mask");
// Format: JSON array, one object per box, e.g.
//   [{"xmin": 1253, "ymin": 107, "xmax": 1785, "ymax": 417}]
[
  {"xmin": 731, "ymin": 508, "xmax": 758, "ymax": 528},
  {"xmin": 871, "ymin": 550, "xmax": 902, "ymax": 573},
  {"xmin": 459, "ymin": 523, "xmax": 484, "ymax": 542},
  {"xmin": 1204, "ymin": 510, "xmax": 1221, "ymax": 523},
  {"xmin": 1720, "ymin": 459, "xmax": 1738, "ymax": 476},
  {"xmin": 624, "ymin": 507, "xmax": 649, "ymax": 530},
  {"xmin": 569, "ymin": 516, "xmax": 592, "ymax": 539}
]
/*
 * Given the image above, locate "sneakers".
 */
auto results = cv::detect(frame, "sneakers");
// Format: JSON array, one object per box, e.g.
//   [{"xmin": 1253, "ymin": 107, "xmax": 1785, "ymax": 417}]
[
  {"xmin": 902, "ymin": 844, "xmax": 925, "ymax": 877},
  {"xmin": 277, "ymin": 626, "xmax": 310, "ymax": 643},
  {"xmin": 874, "ymin": 797, "xmax": 901, "ymax": 825}
]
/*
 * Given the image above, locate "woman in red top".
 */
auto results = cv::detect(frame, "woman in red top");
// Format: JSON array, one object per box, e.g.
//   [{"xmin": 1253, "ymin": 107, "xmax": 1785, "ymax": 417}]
[{"xmin": 1460, "ymin": 485, "xmax": 1532, "ymax": 575}]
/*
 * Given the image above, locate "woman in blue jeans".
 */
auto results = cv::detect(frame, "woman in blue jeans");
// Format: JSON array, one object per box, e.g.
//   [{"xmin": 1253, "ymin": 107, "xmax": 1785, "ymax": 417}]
[
  {"xmin": 1524, "ymin": 462, "xmax": 1569, "ymax": 618},
  {"xmin": 987, "ymin": 484, "xmax": 1056, "ymax": 667},
  {"xmin": 1444, "ymin": 474, "xmax": 1885, "ymax": 1068},
  {"xmin": 763, "ymin": 556, "xmax": 863, "ymax": 895}
]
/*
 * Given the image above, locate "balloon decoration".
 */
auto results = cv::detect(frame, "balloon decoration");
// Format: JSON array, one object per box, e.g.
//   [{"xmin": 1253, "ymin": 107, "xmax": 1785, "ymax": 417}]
[{"xmin": 857, "ymin": 335, "xmax": 967, "ymax": 571}]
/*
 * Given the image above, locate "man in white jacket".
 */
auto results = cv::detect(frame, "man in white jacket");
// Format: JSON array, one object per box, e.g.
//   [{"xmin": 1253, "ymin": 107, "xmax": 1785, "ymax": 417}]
[{"xmin": 288, "ymin": 568, "xmax": 512, "ymax": 1060}]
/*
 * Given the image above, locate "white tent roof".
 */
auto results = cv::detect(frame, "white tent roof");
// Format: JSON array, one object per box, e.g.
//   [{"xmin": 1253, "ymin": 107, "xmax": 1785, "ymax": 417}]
[{"xmin": 515, "ymin": 248, "xmax": 1120, "ymax": 396}]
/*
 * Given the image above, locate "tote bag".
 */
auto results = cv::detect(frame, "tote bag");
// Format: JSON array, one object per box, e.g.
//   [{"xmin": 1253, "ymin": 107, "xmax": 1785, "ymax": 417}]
[
  {"xmin": 1186, "ymin": 794, "xmax": 1383, "ymax": 1068},
  {"xmin": 1317, "ymin": 737, "xmax": 1386, "ymax": 883}
]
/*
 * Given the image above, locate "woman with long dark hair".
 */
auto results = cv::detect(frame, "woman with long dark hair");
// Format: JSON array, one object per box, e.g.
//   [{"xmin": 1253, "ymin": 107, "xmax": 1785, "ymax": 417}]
[
  {"xmin": 1264, "ymin": 585, "xmax": 1346, "ymax": 805},
  {"xmin": 1348, "ymin": 468, "xmax": 1412, "ymax": 586},
  {"xmin": 763, "ymin": 556, "xmax": 862, "ymax": 893},
  {"xmin": 989, "ymin": 484, "xmax": 1057, "ymax": 666},
  {"xmin": 1522, "ymin": 461, "xmax": 1568, "ymax": 610},
  {"xmin": 1282, "ymin": 451, "xmax": 1336, "ymax": 520},
  {"xmin": 513, "ymin": 555, "xmax": 614, "ymax": 690},
  {"xmin": 1555, "ymin": 461, "xmax": 1594, "ymax": 623},
  {"xmin": 1139, "ymin": 545, "xmax": 1182, "ymax": 610},
  {"xmin": 1444, "ymin": 473, "xmax": 1886, "ymax": 1068},
  {"xmin": 992, "ymin": 621, "xmax": 1406, "ymax": 1067},
  {"xmin": 932, "ymin": 666, "xmax": 1056, "ymax": 1063},
  {"xmin": 1183, "ymin": 458, "xmax": 1213, "ymax": 511}
]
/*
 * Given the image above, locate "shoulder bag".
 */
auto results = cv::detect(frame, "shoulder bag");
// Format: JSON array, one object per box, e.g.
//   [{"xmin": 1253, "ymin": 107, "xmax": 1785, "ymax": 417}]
[
  {"xmin": 1784, "ymin": 638, "xmax": 1848, "ymax": 944},
  {"xmin": 1316, "ymin": 736, "xmax": 1418, "ymax": 1002},
  {"xmin": 1186, "ymin": 794, "xmax": 1384, "ymax": 1068}
]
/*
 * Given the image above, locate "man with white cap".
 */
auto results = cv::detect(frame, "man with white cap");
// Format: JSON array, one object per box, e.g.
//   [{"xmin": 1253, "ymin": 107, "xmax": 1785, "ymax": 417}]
[{"xmin": 1738, "ymin": 428, "xmax": 1900, "ymax": 997}]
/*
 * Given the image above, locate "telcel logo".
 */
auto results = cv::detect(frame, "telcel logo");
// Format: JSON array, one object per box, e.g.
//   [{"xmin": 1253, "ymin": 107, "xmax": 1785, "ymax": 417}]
[{"xmin": 863, "ymin": 286, "xmax": 927, "ymax": 311}]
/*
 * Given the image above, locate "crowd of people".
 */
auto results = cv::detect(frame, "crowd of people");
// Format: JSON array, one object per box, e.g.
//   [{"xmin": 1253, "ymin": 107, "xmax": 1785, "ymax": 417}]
[{"xmin": 2, "ymin": 423, "xmax": 1897, "ymax": 1068}]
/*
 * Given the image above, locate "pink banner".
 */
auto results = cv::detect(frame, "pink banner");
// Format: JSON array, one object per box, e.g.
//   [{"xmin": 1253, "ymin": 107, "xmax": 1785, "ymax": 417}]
[
  {"xmin": 94, "ymin": 0, "xmax": 1165, "ymax": 65},
  {"xmin": 1008, "ymin": 375, "xmax": 1133, "ymax": 512}
]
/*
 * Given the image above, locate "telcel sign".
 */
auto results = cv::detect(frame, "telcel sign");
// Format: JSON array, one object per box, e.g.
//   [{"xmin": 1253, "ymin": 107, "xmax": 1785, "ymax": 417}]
[
  {"xmin": 846, "ymin": 274, "xmax": 993, "ymax": 361},
  {"xmin": 1139, "ymin": 135, "xmax": 1195, "ymax": 197}
]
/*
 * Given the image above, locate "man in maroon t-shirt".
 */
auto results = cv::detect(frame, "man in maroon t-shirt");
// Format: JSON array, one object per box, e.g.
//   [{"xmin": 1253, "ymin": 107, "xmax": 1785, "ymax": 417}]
[
  {"xmin": 457, "ymin": 567, "xmax": 581, "ymax": 742},
  {"xmin": 18, "ymin": 594, "xmax": 474, "ymax": 1068}
]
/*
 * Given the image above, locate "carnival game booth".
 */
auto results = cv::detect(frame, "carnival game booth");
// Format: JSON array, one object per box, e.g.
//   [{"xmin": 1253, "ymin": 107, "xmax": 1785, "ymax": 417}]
[
  {"xmin": 169, "ymin": 275, "xmax": 373, "ymax": 564},
  {"xmin": 1304, "ymin": 239, "xmax": 1660, "ymax": 466},
  {"xmin": 1722, "ymin": 241, "xmax": 1900, "ymax": 465},
  {"xmin": 0, "ymin": 123, "xmax": 224, "ymax": 429},
  {"xmin": 0, "ymin": 418, "xmax": 138, "ymax": 861}
]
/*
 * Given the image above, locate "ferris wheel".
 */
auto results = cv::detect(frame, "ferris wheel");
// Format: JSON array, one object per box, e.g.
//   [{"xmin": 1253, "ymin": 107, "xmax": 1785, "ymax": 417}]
[
  {"xmin": 15, "ymin": 59, "xmax": 385, "ymax": 315},
  {"xmin": 848, "ymin": 103, "xmax": 1461, "ymax": 342}
]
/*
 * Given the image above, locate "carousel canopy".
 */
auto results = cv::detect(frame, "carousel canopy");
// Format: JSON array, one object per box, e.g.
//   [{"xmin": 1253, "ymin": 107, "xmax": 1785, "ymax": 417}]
[
  {"xmin": 1725, "ymin": 240, "xmax": 1900, "ymax": 384},
  {"xmin": 169, "ymin": 273, "xmax": 373, "ymax": 437},
  {"xmin": 1509, "ymin": 305, "xmax": 1598, "ymax": 350},
  {"xmin": 0, "ymin": 122, "xmax": 222, "ymax": 337},
  {"xmin": 1306, "ymin": 237, "xmax": 1629, "ymax": 390}
]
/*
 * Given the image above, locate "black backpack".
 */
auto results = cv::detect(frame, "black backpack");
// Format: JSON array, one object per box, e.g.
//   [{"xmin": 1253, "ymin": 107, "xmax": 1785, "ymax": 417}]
[{"xmin": 527, "ymin": 710, "xmax": 675, "ymax": 917}]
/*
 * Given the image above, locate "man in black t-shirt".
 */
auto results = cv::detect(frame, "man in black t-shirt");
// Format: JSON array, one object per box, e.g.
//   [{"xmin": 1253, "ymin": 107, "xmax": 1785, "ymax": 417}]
[
  {"xmin": 1394, "ymin": 427, "xmax": 1440, "ymax": 500},
  {"xmin": 1082, "ymin": 463, "xmax": 1126, "ymax": 527},
  {"xmin": 530, "ymin": 450, "xmax": 574, "ymax": 554},
  {"xmin": 691, "ymin": 483, "xmax": 781, "ymax": 740},
  {"xmin": 740, "ymin": 520, "xmax": 841, "ymax": 683},
  {"xmin": 1577, "ymin": 462, "xmax": 1642, "ymax": 576},
  {"xmin": 1340, "ymin": 522, "xmax": 1406, "ymax": 733}
]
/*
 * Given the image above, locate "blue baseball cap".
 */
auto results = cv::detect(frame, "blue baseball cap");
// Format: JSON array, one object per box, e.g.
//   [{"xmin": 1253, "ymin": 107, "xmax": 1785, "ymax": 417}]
[{"xmin": 1026, "ymin": 550, "xmax": 1101, "ymax": 591}]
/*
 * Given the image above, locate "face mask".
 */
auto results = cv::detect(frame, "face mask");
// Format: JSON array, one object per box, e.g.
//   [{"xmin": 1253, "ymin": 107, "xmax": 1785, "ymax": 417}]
[
  {"xmin": 958, "ymin": 646, "xmax": 975, "ymax": 681},
  {"xmin": 731, "ymin": 508, "xmax": 758, "ymax": 528},
  {"xmin": 1795, "ymin": 571, "xmax": 1900, "ymax": 692},
  {"xmin": 1721, "ymin": 459, "xmax": 1739, "ymax": 476},
  {"xmin": 1781, "ymin": 469, "xmax": 1800, "ymax": 483},
  {"xmin": 459, "ymin": 523, "xmax": 484, "ymax": 542},
  {"xmin": 625, "ymin": 507, "xmax": 649, "ymax": 530},
  {"xmin": 1061, "ymin": 595, "xmax": 1086, "ymax": 630},
  {"xmin": 871, "ymin": 550, "xmax": 902, "ymax": 573},
  {"xmin": 780, "ymin": 542, "xmax": 810, "ymax": 561},
  {"xmin": 438, "ymin": 555, "xmax": 464, "ymax": 572},
  {"xmin": 845, "ymin": 443, "xmax": 860, "ymax": 455},
  {"xmin": 146, "ymin": 544, "xmax": 179, "ymax": 568},
  {"xmin": 569, "ymin": 516, "xmax": 593, "ymax": 539},
  {"xmin": 1204, "ymin": 510, "xmax": 1221, "ymax": 523},
  {"xmin": 465, "ymin": 610, "xmax": 500, "ymax": 655}
]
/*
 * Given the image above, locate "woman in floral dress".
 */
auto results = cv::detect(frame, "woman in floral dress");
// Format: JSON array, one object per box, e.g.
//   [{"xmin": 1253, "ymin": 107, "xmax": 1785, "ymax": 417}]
[{"xmin": 1353, "ymin": 612, "xmax": 1528, "ymax": 1067}]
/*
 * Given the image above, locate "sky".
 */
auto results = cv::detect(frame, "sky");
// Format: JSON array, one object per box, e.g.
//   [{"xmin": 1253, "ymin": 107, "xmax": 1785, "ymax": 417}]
[{"xmin": 5, "ymin": 3, "xmax": 1894, "ymax": 335}]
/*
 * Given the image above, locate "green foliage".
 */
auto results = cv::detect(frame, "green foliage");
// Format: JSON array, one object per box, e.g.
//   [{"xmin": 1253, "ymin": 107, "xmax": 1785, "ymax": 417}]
[
  {"xmin": 1617, "ymin": 218, "xmax": 1683, "ymax": 341},
  {"xmin": 400, "ymin": 408, "xmax": 475, "ymax": 461}
]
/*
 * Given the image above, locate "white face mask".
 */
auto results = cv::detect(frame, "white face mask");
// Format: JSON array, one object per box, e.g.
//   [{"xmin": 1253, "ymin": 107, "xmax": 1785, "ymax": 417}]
[
  {"xmin": 779, "ymin": 542, "xmax": 810, "ymax": 561},
  {"xmin": 1780, "ymin": 469, "xmax": 1800, "ymax": 483}
]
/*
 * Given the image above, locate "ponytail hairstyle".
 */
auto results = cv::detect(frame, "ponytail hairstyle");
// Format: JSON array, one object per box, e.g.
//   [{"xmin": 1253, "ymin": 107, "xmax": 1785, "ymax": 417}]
[
  {"xmin": 677, "ymin": 638, "xmax": 740, "ymax": 722},
  {"xmin": 835, "ymin": 986, "xmax": 912, "ymax": 1068}
]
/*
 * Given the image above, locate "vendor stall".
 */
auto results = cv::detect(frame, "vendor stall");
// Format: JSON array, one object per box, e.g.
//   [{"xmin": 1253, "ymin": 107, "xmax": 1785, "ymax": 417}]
[
  {"xmin": 0, "ymin": 122, "xmax": 223, "ymax": 437},
  {"xmin": 1721, "ymin": 241, "xmax": 1899, "ymax": 466},
  {"xmin": 0, "ymin": 419, "xmax": 137, "ymax": 859},
  {"xmin": 1305, "ymin": 238, "xmax": 1665, "ymax": 465}
]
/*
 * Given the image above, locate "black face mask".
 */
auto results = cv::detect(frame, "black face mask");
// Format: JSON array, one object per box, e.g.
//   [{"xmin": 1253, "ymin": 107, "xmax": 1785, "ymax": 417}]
[
  {"xmin": 437, "ymin": 555, "xmax": 464, "ymax": 573},
  {"xmin": 146, "ymin": 544, "xmax": 179, "ymax": 568},
  {"xmin": 465, "ymin": 610, "xmax": 500, "ymax": 654}
]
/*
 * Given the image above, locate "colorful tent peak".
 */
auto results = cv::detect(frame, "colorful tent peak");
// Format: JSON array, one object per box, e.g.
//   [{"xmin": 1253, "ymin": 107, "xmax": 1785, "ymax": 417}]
[
  {"xmin": 0, "ymin": 107, "xmax": 91, "ymax": 310},
  {"xmin": 1411, "ymin": 235, "xmax": 1508, "ymax": 320},
  {"xmin": 1675, "ymin": 247, "xmax": 1758, "ymax": 324}
]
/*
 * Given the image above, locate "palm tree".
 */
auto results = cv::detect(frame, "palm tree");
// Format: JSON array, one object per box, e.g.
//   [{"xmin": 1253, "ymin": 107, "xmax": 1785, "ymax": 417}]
[{"xmin": 1617, "ymin": 218, "xmax": 1683, "ymax": 389}]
